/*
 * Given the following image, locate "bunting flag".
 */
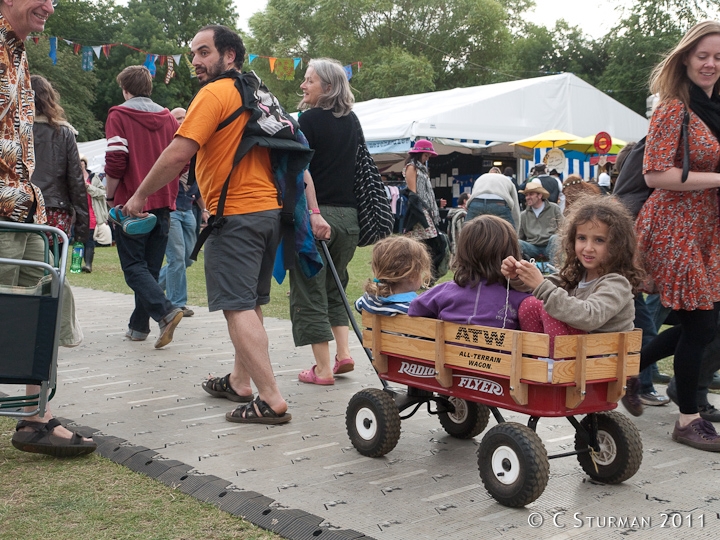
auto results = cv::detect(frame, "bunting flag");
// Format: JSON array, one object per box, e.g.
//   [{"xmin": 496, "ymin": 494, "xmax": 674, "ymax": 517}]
[
  {"xmin": 143, "ymin": 54, "xmax": 157, "ymax": 77},
  {"xmin": 164, "ymin": 55, "xmax": 175, "ymax": 84},
  {"xmin": 274, "ymin": 58, "xmax": 295, "ymax": 81},
  {"xmin": 23, "ymin": 35, "xmax": 362, "ymax": 85},
  {"xmin": 81, "ymin": 46, "xmax": 93, "ymax": 71},
  {"xmin": 184, "ymin": 54, "xmax": 196, "ymax": 78},
  {"xmin": 49, "ymin": 37, "xmax": 57, "ymax": 65}
]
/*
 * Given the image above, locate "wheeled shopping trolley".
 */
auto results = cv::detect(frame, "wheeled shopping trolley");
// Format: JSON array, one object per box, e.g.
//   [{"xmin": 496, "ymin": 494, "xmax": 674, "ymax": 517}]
[
  {"xmin": 0, "ymin": 223, "xmax": 68, "ymax": 418},
  {"xmin": 345, "ymin": 311, "xmax": 643, "ymax": 507}
]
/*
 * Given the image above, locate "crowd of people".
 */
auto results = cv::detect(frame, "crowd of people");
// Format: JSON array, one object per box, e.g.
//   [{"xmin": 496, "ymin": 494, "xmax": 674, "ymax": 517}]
[{"xmin": 2, "ymin": 5, "xmax": 720, "ymax": 461}]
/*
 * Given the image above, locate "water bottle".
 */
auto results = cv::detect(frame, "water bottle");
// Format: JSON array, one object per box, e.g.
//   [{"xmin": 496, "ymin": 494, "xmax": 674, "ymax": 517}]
[{"xmin": 70, "ymin": 242, "xmax": 84, "ymax": 274}]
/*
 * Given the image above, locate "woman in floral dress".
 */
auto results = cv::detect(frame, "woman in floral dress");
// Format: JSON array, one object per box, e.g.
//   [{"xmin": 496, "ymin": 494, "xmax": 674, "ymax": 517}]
[{"xmin": 626, "ymin": 21, "xmax": 720, "ymax": 452}]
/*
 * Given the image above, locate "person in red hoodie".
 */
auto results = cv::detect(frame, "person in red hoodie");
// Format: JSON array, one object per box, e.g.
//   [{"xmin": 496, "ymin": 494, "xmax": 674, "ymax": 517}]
[{"xmin": 105, "ymin": 66, "xmax": 183, "ymax": 349}]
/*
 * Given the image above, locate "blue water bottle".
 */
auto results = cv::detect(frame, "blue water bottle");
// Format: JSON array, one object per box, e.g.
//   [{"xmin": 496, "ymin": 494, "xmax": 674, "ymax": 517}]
[{"xmin": 70, "ymin": 242, "xmax": 83, "ymax": 274}]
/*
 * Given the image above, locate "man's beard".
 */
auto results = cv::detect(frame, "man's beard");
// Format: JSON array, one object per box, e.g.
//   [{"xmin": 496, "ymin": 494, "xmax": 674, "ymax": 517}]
[{"xmin": 199, "ymin": 59, "xmax": 228, "ymax": 86}]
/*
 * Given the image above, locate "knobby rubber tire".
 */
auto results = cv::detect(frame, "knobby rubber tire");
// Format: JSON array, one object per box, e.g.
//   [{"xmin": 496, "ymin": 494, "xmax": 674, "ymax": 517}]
[
  {"xmin": 438, "ymin": 396, "xmax": 490, "ymax": 439},
  {"xmin": 346, "ymin": 388, "xmax": 401, "ymax": 457},
  {"xmin": 575, "ymin": 411, "xmax": 643, "ymax": 484},
  {"xmin": 478, "ymin": 422, "xmax": 549, "ymax": 507}
]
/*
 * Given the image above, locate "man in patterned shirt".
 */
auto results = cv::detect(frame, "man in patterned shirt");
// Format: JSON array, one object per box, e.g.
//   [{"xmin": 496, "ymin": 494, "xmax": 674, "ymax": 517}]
[{"xmin": 0, "ymin": 0, "xmax": 96, "ymax": 456}]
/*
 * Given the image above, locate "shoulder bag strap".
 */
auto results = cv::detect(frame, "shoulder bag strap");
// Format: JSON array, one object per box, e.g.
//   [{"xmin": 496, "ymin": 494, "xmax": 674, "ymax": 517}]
[{"xmin": 680, "ymin": 111, "xmax": 690, "ymax": 183}]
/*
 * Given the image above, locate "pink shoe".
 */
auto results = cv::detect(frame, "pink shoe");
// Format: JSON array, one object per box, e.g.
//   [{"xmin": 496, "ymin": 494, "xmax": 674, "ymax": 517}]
[
  {"xmin": 333, "ymin": 356, "xmax": 355, "ymax": 375},
  {"xmin": 298, "ymin": 365, "xmax": 335, "ymax": 385}
]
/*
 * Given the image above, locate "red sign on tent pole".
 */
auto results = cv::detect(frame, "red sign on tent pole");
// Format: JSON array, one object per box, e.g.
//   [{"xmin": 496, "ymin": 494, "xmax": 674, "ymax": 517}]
[{"xmin": 594, "ymin": 132, "xmax": 612, "ymax": 154}]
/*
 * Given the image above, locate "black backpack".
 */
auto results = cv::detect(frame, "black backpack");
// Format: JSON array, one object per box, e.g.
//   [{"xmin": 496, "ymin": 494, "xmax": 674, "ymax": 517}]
[{"xmin": 614, "ymin": 111, "xmax": 690, "ymax": 219}]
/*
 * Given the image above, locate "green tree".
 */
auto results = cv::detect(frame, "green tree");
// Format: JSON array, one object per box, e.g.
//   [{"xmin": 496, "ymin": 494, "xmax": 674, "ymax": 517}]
[
  {"xmin": 596, "ymin": 0, "xmax": 720, "ymax": 114},
  {"xmin": 246, "ymin": 0, "xmax": 512, "ymax": 106},
  {"xmin": 26, "ymin": 40, "xmax": 104, "ymax": 141}
]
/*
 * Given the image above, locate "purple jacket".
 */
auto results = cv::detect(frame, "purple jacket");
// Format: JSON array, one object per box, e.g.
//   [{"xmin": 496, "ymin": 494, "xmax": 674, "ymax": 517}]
[{"xmin": 408, "ymin": 280, "xmax": 530, "ymax": 329}]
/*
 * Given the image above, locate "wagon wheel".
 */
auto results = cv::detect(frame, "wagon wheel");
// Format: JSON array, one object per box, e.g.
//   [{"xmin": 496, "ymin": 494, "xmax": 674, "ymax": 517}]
[
  {"xmin": 477, "ymin": 422, "xmax": 549, "ymax": 507},
  {"xmin": 575, "ymin": 411, "xmax": 643, "ymax": 484},
  {"xmin": 346, "ymin": 388, "xmax": 401, "ymax": 457},
  {"xmin": 438, "ymin": 396, "xmax": 490, "ymax": 439}
]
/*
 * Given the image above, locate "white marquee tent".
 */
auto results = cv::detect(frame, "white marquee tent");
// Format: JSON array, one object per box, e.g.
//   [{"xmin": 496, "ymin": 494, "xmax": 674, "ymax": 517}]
[{"xmin": 352, "ymin": 73, "xmax": 649, "ymax": 178}]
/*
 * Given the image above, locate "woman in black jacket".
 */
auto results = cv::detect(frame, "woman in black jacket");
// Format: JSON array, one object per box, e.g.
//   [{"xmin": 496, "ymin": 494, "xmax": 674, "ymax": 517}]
[{"xmin": 30, "ymin": 75, "xmax": 88, "ymax": 244}]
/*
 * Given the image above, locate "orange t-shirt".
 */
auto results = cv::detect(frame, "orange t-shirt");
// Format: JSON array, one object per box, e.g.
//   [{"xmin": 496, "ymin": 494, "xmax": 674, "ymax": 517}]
[{"xmin": 177, "ymin": 78, "xmax": 279, "ymax": 215}]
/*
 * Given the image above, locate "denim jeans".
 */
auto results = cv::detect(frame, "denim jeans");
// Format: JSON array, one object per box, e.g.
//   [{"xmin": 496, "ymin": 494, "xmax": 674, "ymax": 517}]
[
  {"xmin": 115, "ymin": 207, "xmax": 174, "ymax": 335},
  {"xmin": 465, "ymin": 199, "xmax": 515, "ymax": 229},
  {"xmin": 519, "ymin": 236, "xmax": 559, "ymax": 263},
  {"xmin": 159, "ymin": 209, "xmax": 197, "ymax": 308}
]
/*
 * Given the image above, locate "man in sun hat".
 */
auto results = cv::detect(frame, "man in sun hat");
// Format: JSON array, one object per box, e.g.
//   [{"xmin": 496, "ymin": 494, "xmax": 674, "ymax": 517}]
[{"xmin": 517, "ymin": 179, "xmax": 563, "ymax": 262}]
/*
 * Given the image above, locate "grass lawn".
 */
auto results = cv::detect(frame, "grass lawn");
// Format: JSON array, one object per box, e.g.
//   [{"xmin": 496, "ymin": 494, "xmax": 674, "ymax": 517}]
[
  {"xmin": 67, "ymin": 243, "xmax": 376, "ymax": 323},
  {"xmin": 0, "ymin": 419, "xmax": 277, "ymax": 540}
]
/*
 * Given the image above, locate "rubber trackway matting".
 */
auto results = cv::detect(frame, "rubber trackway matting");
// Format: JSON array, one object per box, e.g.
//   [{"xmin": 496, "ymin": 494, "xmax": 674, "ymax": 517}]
[{"xmin": 2, "ymin": 287, "xmax": 720, "ymax": 539}]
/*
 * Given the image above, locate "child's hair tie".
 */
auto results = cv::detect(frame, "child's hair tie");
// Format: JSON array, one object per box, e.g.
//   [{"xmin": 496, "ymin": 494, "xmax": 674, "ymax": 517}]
[{"xmin": 372, "ymin": 277, "xmax": 381, "ymax": 283}]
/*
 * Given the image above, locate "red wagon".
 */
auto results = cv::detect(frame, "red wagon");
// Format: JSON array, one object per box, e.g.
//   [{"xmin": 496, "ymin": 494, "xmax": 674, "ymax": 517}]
[{"xmin": 345, "ymin": 311, "xmax": 643, "ymax": 507}]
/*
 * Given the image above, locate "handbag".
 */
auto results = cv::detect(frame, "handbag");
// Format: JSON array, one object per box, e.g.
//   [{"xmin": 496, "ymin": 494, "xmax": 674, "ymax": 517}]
[
  {"xmin": 352, "ymin": 113, "xmax": 394, "ymax": 247},
  {"xmin": 614, "ymin": 111, "xmax": 690, "ymax": 219}
]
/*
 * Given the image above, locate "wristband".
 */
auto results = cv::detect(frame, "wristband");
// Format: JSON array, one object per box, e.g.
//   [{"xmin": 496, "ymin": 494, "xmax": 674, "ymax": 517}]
[{"xmin": 308, "ymin": 208, "xmax": 321, "ymax": 215}]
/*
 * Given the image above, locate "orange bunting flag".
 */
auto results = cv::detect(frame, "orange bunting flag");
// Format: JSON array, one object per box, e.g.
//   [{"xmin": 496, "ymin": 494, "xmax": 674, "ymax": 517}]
[
  {"xmin": 32, "ymin": 37, "xmax": 39, "ymax": 44},
  {"xmin": 268, "ymin": 57, "xmax": 277, "ymax": 72},
  {"xmin": 102, "ymin": 44, "xmax": 112, "ymax": 59},
  {"xmin": 73, "ymin": 43, "xmax": 81, "ymax": 55}
]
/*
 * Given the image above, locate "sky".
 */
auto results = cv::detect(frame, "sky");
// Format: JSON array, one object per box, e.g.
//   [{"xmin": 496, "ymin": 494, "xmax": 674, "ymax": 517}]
[{"xmin": 236, "ymin": 0, "xmax": 633, "ymax": 39}]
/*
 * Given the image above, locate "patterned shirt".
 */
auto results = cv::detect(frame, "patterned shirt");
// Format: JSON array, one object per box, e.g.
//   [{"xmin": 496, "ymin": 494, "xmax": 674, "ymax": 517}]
[{"xmin": 0, "ymin": 14, "xmax": 44, "ymax": 224}]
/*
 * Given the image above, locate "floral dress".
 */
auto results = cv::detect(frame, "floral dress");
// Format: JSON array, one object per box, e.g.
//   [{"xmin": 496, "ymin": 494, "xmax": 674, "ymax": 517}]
[
  {"xmin": 403, "ymin": 158, "xmax": 439, "ymax": 240},
  {"xmin": 635, "ymin": 98, "xmax": 720, "ymax": 310}
]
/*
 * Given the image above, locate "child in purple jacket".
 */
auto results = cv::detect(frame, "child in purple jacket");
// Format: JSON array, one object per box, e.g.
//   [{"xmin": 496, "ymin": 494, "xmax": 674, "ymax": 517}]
[{"xmin": 408, "ymin": 215, "xmax": 530, "ymax": 329}]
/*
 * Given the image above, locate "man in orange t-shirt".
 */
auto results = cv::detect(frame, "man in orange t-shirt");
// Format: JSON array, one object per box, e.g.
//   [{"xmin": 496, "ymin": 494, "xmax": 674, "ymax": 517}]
[{"xmin": 124, "ymin": 25, "xmax": 295, "ymax": 425}]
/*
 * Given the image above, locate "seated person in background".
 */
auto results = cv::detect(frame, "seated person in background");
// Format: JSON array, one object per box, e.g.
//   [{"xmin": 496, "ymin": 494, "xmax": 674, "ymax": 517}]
[
  {"xmin": 502, "ymin": 195, "xmax": 641, "ymax": 357},
  {"xmin": 464, "ymin": 172, "xmax": 521, "ymax": 230},
  {"xmin": 446, "ymin": 192, "xmax": 469, "ymax": 254},
  {"xmin": 408, "ymin": 215, "xmax": 530, "ymax": 328},
  {"xmin": 517, "ymin": 179, "xmax": 563, "ymax": 261},
  {"xmin": 531, "ymin": 163, "xmax": 561, "ymax": 203},
  {"xmin": 356, "ymin": 236, "xmax": 431, "ymax": 315}
]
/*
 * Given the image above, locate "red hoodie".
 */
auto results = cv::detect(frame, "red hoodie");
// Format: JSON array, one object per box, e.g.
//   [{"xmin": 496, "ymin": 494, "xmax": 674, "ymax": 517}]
[{"xmin": 105, "ymin": 99, "xmax": 179, "ymax": 211}]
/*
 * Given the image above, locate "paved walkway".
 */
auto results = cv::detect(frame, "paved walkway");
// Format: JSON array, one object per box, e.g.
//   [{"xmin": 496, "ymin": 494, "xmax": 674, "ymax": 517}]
[{"xmin": 2, "ymin": 287, "xmax": 720, "ymax": 539}]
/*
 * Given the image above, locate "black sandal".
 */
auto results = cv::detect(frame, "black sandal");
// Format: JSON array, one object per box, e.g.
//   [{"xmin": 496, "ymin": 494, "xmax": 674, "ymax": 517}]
[
  {"xmin": 12, "ymin": 418, "xmax": 97, "ymax": 458},
  {"xmin": 201, "ymin": 374, "xmax": 253, "ymax": 403},
  {"xmin": 225, "ymin": 396, "xmax": 292, "ymax": 424}
]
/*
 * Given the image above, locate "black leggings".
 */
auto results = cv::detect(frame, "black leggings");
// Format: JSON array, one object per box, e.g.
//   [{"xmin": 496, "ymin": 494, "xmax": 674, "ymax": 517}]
[{"xmin": 639, "ymin": 303, "xmax": 720, "ymax": 414}]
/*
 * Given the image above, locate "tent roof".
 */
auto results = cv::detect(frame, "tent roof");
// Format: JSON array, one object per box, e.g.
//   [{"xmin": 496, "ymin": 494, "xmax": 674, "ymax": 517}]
[{"xmin": 352, "ymin": 73, "xmax": 649, "ymax": 146}]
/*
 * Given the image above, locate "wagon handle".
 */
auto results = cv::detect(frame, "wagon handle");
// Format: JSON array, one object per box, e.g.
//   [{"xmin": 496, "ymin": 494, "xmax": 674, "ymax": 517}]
[{"xmin": 319, "ymin": 240, "xmax": 389, "ymax": 389}]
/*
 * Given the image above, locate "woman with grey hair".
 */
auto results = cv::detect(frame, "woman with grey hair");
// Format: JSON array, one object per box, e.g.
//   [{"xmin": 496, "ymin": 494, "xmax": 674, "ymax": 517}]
[{"xmin": 291, "ymin": 58, "xmax": 360, "ymax": 385}]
